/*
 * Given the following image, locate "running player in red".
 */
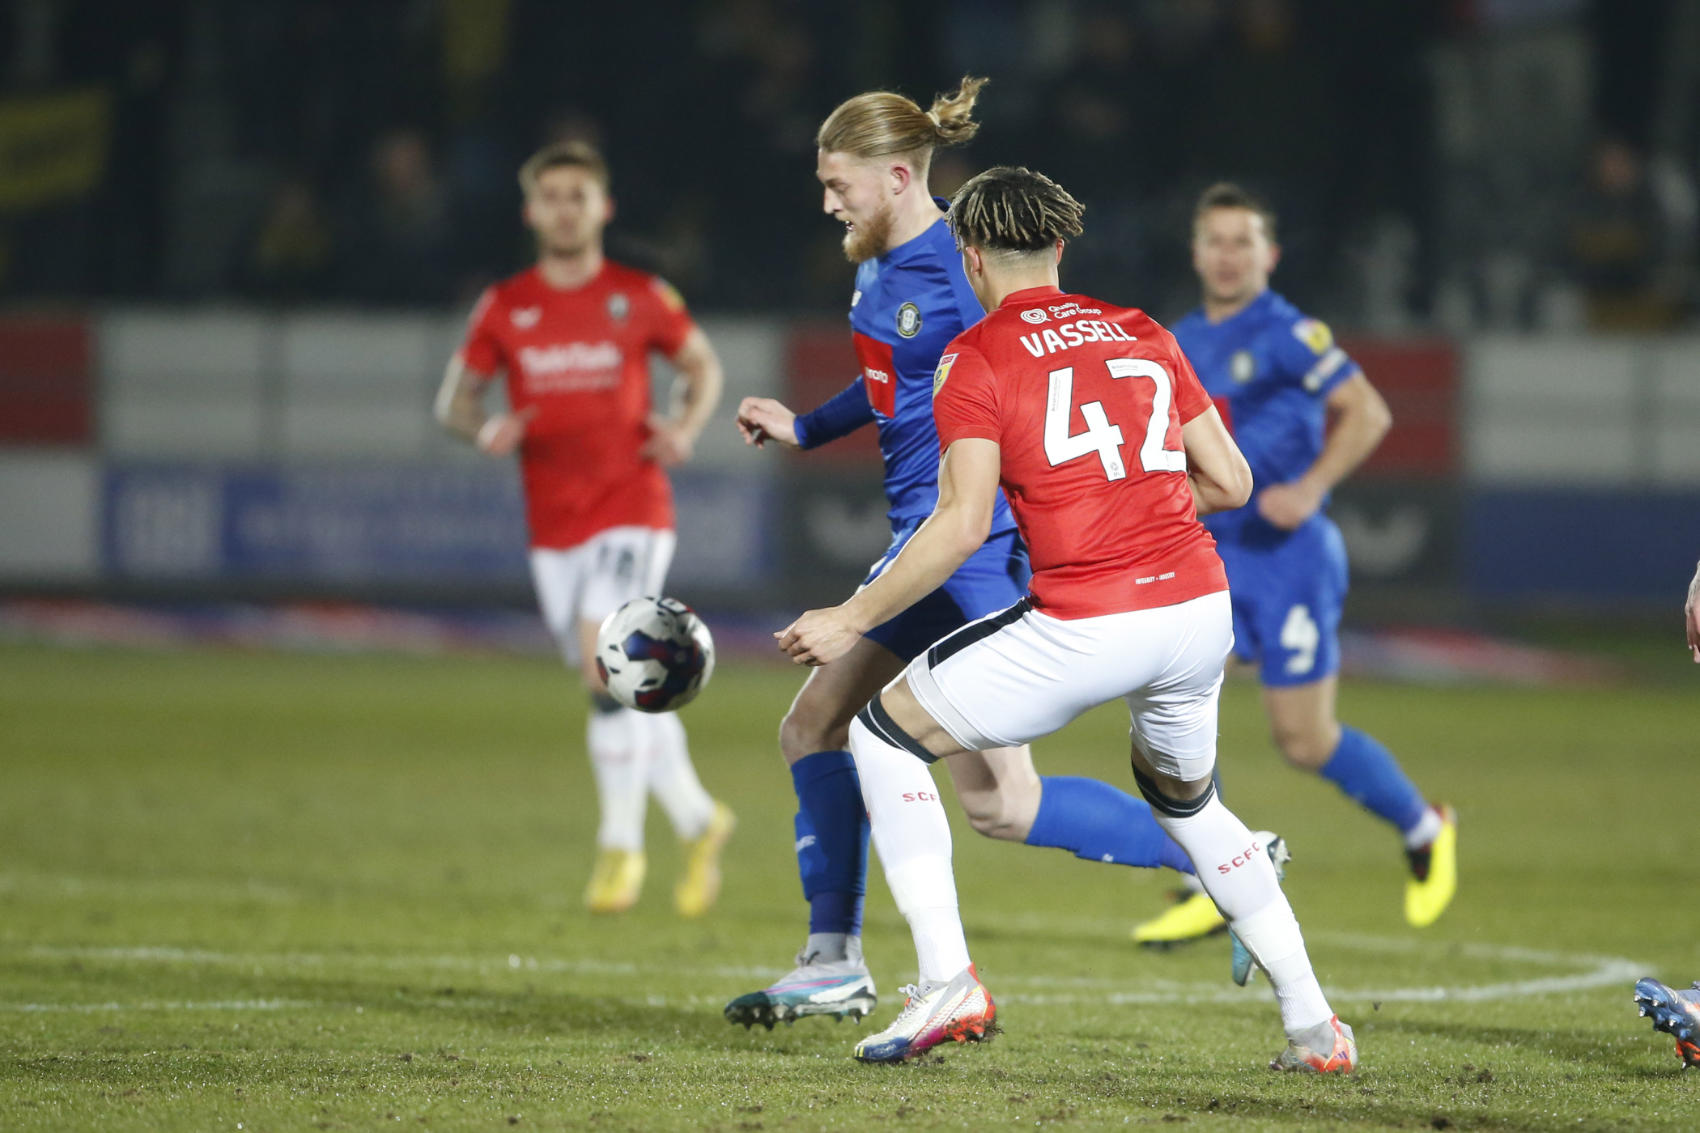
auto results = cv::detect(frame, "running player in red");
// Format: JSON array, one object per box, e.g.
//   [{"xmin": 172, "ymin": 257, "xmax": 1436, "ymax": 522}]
[
  {"xmin": 435, "ymin": 140, "xmax": 734, "ymax": 917},
  {"xmin": 780, "ymin": 166, "xmax": 1355, "ymax": 1072}
]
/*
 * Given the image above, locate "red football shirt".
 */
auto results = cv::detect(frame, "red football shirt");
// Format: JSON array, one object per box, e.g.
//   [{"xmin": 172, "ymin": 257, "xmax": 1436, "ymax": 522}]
[
  {"xmin": 458, "ymin": 261, "xmax": 695, "ymax": 548},
  {"xmin": 930, "ymin": 286, "xmax": 1228, "ymax": 618}
]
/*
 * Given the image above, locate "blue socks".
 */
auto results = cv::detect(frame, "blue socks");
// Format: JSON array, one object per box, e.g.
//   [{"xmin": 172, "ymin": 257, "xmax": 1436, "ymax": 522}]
[
  {"xmin": 790, "ymin": 750, "xmax": 869, "ymax": 935},
  {"xmin": 1319, "ymin": 725, "xmax": 1428, "ymax": 836},
  {"xmin": 1024, "ymin": 775, "xmax": 1194, "ymax": 874}
]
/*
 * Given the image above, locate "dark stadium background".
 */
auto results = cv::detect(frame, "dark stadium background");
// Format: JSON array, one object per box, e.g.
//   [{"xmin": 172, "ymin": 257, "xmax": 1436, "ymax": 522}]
[{"xmin": 1, "ymin": 0, "xmax": 1695, "ymax": 633}]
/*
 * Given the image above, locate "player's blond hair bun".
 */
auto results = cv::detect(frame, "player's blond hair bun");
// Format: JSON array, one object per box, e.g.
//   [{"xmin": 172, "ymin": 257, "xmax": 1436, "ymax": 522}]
[{"xmin": 817, "ymin": 76, "xmax": 987, "ymax": 165}]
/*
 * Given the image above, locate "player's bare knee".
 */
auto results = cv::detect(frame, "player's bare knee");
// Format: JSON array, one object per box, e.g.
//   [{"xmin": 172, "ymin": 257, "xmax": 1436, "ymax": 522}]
[
  {"xmin": 957, "ymin": 786, "xmax": 1025, "ymax": 842},
  {"xmin": 778, "ymin": 703, "xmax": 850, "ymax": 764},
  {"xmin": 1271, "ymin": 724, "xmax": 1333, "ymax": 770}
]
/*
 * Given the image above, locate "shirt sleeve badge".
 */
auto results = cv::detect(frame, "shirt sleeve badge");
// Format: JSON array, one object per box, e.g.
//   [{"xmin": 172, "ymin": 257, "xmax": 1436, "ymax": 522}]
[
  {"xmin": 932, "ymin": 352, "xmax": 957, "ymax": 398},
  {"xmin": 1292, "ymin": 317, "xmax": 1334, "ymax": 356},
  {"xmin": 651, "ymin": 278, "xmax": 687, "ymax": 313}
]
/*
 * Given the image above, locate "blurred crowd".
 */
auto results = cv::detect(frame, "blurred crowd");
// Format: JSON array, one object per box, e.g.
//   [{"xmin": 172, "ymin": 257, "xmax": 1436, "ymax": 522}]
[{"xmin": 3, "ymin": 0, "xmax": 1697, "ymax": 329}]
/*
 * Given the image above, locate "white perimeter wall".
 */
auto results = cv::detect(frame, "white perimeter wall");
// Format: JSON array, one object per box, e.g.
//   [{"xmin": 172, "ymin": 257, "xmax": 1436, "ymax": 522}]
[
  {"xmin": 95, "ymin": 309, "xmax": 783, "ymax": 468},
  {"xmin": 4, "ymin": 310, "xmax": 1700, "ymax": 585}
]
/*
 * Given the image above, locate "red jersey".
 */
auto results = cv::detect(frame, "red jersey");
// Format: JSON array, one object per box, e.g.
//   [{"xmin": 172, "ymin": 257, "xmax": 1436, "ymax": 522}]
[
  {"xmin": 930, "ymin": 286, "xmax": 1228, "ymax": 619},
  {"xmin": 458, "ymin": 261, "xmax": 695, "ymax": 548}
]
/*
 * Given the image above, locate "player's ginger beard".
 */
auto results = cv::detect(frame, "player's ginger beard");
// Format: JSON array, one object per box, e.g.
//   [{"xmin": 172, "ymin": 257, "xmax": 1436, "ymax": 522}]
[{"xmin": 843, "ymin": 201, "xmax": 897, "ymax": 264}]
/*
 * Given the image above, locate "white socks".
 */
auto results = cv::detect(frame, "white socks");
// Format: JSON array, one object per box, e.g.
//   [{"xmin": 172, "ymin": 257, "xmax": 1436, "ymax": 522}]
[
  {"xmin": 1150, "ymin": 790, "xmax": 1333, "ymax": 1034},
  {"xmin": 587, "ymin": 707, "xmax": 648, "ymax": 851},
  {"xmin": 1403, "ymin": 805, "xmax": 1443, "ymax": 849},
  {"xmin": 640, "ymin": 711, "xmax": 716, "ymax": 839},
  {"xmin": 587, "ymin": 708, "xmax": 716, "ymax": 848},
  {"xmin": 848, "ymin": 717, "xmax": 970, "ymax": 984}
]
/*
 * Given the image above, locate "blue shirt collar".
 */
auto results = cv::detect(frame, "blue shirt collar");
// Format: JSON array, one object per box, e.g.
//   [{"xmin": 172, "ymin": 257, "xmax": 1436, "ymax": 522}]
[
  {"xmin": 1197, "ymin": 287, "xmax": 1276, "ymax": 328},
  {"xmin": 878, "ymin": 199, "xmax": 954, "ymax": 267}
]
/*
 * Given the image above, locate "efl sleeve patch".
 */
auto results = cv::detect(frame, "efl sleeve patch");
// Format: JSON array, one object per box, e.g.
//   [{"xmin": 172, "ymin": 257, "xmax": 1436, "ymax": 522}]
[
  {"xmin": 651, "ymin": 277, "xmax": 687, "ymax": 313},
  {"xmin": 930, "ymin": 346, "xmax": 1000, "ymax": 447},
  {"xmin": 1292, "ymin": 317, "xmax": 1334, "ymax": 356},
  {"xmin": 932, "ymin": 353, "xmax": 958, "ymax": 398}
]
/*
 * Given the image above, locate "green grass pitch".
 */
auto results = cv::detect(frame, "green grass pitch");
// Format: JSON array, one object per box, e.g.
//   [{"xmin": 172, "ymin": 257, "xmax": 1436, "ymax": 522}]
[{"xmin": 1, "ymin": 637, "xmax": 1695, "ymax": 1131}]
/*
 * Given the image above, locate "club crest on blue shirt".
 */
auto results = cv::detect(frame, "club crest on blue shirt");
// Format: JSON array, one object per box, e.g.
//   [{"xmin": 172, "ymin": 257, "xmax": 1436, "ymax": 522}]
[
  {"xmin": 607, "ymin": 293, "xmax": 630, "ymax": 322},
  {"xmin": 1231, "ymin": 350, "xmax": 1256, "ymax": 384},
  {"xmin": 896, "ymin": 302, "xmax": 923, "ymax": 338}
]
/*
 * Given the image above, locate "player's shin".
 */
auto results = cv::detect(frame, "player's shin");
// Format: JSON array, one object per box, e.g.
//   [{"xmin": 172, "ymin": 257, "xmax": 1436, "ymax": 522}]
[
  {"xmin": 641, "ymin": 711, "xmax": 716, "ymax": 837},
  {"xmin": 1026, "ymin": 775, "xmax": 1194, "ymax": 873},
  {"xmin": 791, "ymin": 750, "xmax": 869, "ymax": 959},
  {"xmin": 587, "ymin": 698, "xmax": 648, "ymax": 849},
  {"xmin": 847, "ymin": 717, "xmax": 968, "ymax": 984},
  {"xmin": 1140, "ymin": 776, "xmax": 1333, "ymax": 1034},
  {"xmin": 1320, "ymin": 725, "xmax": 1428, "ymax": 838}
]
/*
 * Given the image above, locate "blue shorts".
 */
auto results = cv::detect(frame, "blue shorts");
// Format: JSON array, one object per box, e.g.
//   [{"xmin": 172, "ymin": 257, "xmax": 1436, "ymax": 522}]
[
  {"xmin": 1213, "ymin": 514, "xmax": 1348, "ymax": 688},
  {"xmin": 862, "ymin": 520, "xmax": 1031, "ymax": 663}
]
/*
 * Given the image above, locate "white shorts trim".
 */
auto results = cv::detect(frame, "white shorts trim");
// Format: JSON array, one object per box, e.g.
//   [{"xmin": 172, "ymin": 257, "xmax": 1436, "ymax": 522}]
[
  {"xmin": 529, "ymin": 526, "xmax": 676, "ymax": 663},
  {"xmin": 904, "ymin": 591, "xmax": 1232, "ymax": 782}
]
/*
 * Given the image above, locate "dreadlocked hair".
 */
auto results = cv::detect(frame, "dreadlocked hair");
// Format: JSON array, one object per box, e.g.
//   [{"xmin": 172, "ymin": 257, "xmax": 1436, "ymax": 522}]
[
  {"xmin": 948, "ymin": 165, "xmax": 1085, "ymax": 255},
  {"xmin": 816, "ymin": 76, "xmax": 988, "ymax": 163}
]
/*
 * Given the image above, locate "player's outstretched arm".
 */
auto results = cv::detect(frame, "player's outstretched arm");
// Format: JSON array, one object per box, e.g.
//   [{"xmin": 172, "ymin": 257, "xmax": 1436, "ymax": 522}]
[
  {"xmin": 1259, "ymin": 372, "xmax": 1392, "ymax": 530},
  {"xmin": 1685, "ymin": 559, "xmax": 1700, "ymax": 663},
  {"xmin": 1181, "ymin": 406, "xmax": 1253, "ymax": 516},
  {"xmin": 778, "ymin": 439, "xmax": 999, "ymax": 666},
  {"xmin": 736, "ymin": 397, "xmax": 801, "ymax": 449},
  {"xmin": 741, "ymin": 377, "xmax": 876, "ymax": 450},
  {"xmin": 645, "ymin": 327, "xmax": 724, "ymax": 467},
  {"xmin": 434, "ymin": 355, "xmax": 531, "ymax": 456}
]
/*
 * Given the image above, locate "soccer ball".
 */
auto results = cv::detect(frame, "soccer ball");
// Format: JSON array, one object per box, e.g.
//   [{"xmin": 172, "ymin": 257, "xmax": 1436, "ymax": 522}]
[{"xmin": 595, "ymin": 596, "xmax": 716, "ymax": 713}]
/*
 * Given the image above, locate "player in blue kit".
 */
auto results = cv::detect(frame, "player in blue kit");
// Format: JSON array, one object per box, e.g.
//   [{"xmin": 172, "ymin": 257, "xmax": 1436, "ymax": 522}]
[
  {"xmin": 725, "ymin": 79, "xmax": 1220, "ymax": 1028},
  {"xmin": 1134, "ymin": 183, "xmax": 1457, "ymax": 948}
]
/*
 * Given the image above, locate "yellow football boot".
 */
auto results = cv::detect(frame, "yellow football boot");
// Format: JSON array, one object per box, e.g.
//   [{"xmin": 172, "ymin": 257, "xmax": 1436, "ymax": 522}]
[
  {"xmin": 584, "ymin": 848, "xmax": 646, "ymax": 914},
  {"xmin": 675, "ymin": 801, "xmax": 736, "ymax": 918},
  {"xmin": 1404, "ymin": 804, "xmax": 1457, "ymax": 928},
  {"xmin": 1132, "ymin": 887, "xmax": 1227, "ymax": 948}
]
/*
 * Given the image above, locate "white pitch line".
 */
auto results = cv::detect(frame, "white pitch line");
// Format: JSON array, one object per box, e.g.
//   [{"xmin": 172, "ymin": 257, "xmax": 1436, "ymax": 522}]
[
  {"xmin": 0, "ymin": 874, "xmax": 299, "ymax": 904},
  {"xmin": 4, "ymin": 934, "xmax": 1647, "ymax": 1009},
  {"xmin": 1004, "ymin": 958, "xmax": 1646, "ymax": 1007},
  {"xmin": 12, "ymin": 944, "xmax": 780, "ymax": 981},
  {"xmin": 1, "ymin": 999, "xmax": 313, "ymax": 1013}
]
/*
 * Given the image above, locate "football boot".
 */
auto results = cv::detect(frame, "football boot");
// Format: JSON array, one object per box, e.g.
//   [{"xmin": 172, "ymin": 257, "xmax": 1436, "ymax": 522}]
[
  {"xmin": 583, "ymin": 848, "xmax": 645, "ymax": 914},
  {"xmin": 1271, "ymin": 1015, "xmax": 1357, "ymax": 1074},
  {"xmin": 1633, "ymin": 977, "xmax": 1700, "ymax": 1068},
  {"xmin": 852, "ymin": 965, "xmax": 996, "ymax": 1064},
  {"xmin": 675, "ymin": 801, "xmax": 735, "ymax": 918},
  {"xmin": 1404, "ymin": 805, "xmax": 1458, "ymax": 927},
  {"xmin": 725, "ymin": 944, "xmax": 877, "ymax": 1029}
]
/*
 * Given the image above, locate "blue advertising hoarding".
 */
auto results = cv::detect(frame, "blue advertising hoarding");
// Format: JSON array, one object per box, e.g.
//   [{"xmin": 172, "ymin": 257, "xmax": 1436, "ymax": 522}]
[{"xmin": 102, "ymin": 462, "xmax": 774, "ymax": 596}]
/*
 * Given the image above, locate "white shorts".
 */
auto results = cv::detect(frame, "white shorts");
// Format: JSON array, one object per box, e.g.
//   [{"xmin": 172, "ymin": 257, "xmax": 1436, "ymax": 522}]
[
  {"xmin": 903, "ymin": 590, "xmax": 1233, "ymax": 782},
  {"xmin": 529, "ymin": 526, "xmax": 676, "ymax": 663}
]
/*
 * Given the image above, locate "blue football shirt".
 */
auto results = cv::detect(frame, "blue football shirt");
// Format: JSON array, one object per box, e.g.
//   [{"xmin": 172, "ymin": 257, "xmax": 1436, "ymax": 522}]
[
  {"xmin": 1171, "ymin": 289, "xmax": 1359, "ymax": 542},
  {"xmin": 847, "ymin": 212, "xmax": 1016, "ymax": 533}
]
